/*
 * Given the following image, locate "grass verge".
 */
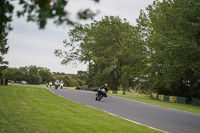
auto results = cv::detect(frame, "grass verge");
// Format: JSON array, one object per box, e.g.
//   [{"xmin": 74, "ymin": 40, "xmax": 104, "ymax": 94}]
[
  {"xmin": 110, "ymin": 92, "xmax": 200, "ymax": 114},
  {"xmin": 0, "ymin": 85, "xmax": 162, "ymax": 133}
]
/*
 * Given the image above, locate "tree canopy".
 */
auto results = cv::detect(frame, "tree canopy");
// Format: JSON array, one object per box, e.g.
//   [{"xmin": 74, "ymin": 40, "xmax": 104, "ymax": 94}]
[
  {"xmin": 2, "ymin": 0, "xmax": 200, "ymax": 99},
  {"xmin": 55, "ymin": 16, "xmax": 144, "ymax": 90},
  {"xmin": 4, "ymin": 66, "xmax": 87, "ymax": 86},
  {"xmin": 136, "ymin": 0, "xmax": 200, "ymax": 97},
  {"xmin": 56, "ymin": 0, "xmax": 200, "ymax": 99}
]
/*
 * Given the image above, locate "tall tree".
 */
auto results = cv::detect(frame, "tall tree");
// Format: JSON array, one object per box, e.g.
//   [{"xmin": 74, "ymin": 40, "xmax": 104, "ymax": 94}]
[
  {"xmin": 136, "ymin": 0, "xmax": 200, "ymax": 97},
  {"xmin": 25, "ymin": 66, "xmax": 42, "ymax": 84},
  {"xmin": 53, "ymin": 72, "xmax": 79, "ymax": 87},
  {"xmin": 0, "ymin": 0, "xmax": 14, "ymax": 78},
  {"xmin": 3, "ymin": 67, "xmax": 19, "ymax": 81},
  {"xmin": 55, "ymin": 16, "xmax": 143, "ymax": 89},
  {"xmin": 38, "ymin": 67, "xmax": 54, "ymax": 83},
  {"xmin": 77, "ymin": 70, "xmax": 88, "ymax": 81}
]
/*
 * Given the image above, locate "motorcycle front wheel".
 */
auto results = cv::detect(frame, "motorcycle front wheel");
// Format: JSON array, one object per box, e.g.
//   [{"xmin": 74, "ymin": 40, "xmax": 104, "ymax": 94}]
[{"xmin": 98, "ymin": 95, "xmax": 102, "ymax": 101}]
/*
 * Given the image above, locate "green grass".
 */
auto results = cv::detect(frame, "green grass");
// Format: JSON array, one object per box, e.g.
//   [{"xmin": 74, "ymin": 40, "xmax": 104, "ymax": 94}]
[
  {"xmin": 110, "ymin": 92, "xmax": 200, "ymax": 114},
  {"xmin": 0, "ymin": 85, "xmax": 162, "ymax": 133}
]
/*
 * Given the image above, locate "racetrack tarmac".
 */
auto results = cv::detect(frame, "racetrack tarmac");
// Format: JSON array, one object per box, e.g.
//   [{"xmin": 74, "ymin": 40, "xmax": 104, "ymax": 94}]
[{"xmin": 47, "ymin": 88, "xmax": 200, "ymax": 133}]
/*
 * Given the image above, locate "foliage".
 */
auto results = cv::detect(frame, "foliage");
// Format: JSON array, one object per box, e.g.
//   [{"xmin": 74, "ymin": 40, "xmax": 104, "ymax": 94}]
[
  {"xmin": 4, "ymin": 66, "xmax": 42, "ymax": 84},
  {"xmin": 10, "ymin": 0, "xmax": 99, "ymax": 29},
  {"xmin": 0, "ymin": 0, "xmax": 14, "ymax": 78},
  {"xmin": 77, "ymin": 71, "xmax": 88, "ymax": 81},
  {"xmin": 136, "ymin": 0, "xmax": 200, "ymax": 98},
  {"xmin": 0, "ymin": 34, "xmax": 9, "ymax": 78},
  {"xmin": 2, "ymin": 0, "xmax": 200, "ymax": 98},
  {"xmin": 55, "ymin": 0, "xmax": 200, "ymax": 98},
  {"xmin": 0, "ymin": 0, "xmax": 100, "ymax": 78},
  {"xmin": 53, "ymin": 72, "xmax": 79, "ymax": 87},
  {"xmin": 3, "ymin": 66, "xmax": 86, "ymax": 86},
  {"xmin": 38, "ymin": 67, "xmax": 55, "ymax": 83},
  {"xmin": 55, "ymin": 16, "xmax": 144, "ymax": 90}
]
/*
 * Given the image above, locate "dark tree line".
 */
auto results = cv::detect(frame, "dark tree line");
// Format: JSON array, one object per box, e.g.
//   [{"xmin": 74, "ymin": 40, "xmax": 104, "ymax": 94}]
[{"xmin": 3, "ymin": 65, "xmax": 87, "ymax": 87}]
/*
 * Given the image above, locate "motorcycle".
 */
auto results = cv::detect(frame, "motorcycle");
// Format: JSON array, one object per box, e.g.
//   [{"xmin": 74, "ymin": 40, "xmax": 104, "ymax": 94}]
[
  {"xmin": 95, "ymin": 88, "xmax": 107, "ymax": 101},
  {"xmin": 60, "ymin": 83, "xmax": 64, "ymax": 89},
  {"xmin": 49, "ymin": 81, "xmax": 52, "ymax": 88},
  {"xmin": 55, "ymin": 83, "xmax": 60, "ymax": 90}
]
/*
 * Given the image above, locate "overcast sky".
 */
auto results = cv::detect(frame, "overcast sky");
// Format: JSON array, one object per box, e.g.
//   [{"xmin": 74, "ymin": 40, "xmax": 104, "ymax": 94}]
[{"xmin": 5, "ymin": 0, "xmax": 154, "ymax": 74}]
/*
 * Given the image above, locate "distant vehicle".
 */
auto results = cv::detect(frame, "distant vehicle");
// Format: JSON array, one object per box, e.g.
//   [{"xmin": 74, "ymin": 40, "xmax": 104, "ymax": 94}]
[{"xmin": 21, "ymin": 81, "xmax": 27, "ymax": 84}]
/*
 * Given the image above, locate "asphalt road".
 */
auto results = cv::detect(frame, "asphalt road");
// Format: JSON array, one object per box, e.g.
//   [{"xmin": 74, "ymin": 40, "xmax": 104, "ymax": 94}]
[{"xmin": 47, "ymin": 88, "xmax": 200, "ymax": 133}]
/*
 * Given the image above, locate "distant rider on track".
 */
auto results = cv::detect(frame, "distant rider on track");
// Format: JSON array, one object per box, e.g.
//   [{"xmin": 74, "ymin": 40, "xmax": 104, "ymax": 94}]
[
  {"xmin": 60, "ymin": 81, "xmax": 64, "ymax": 89},
  {"xmin": 55, "ymin": 80, "xmax": 60, "ymax": 90}
]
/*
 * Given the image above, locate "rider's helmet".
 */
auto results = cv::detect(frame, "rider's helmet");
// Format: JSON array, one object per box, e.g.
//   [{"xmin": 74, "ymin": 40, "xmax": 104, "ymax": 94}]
[{"xmin": 105, "ymin": 84, "xmax": 108, "ymax": 87}]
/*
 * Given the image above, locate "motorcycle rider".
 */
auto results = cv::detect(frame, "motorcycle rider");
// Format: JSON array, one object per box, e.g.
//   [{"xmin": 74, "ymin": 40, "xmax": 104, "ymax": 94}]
[
  {"xmin": 55, "ymin": 80, "xmax": 60, "ymax": 89},
  {"xmin": 46, "ymin": 82, "xmax": 48, "ymax": 88},
  {"xmin": 96, "ymin": 84, "xmax": 108, "ymax": 99},
  {"xmin": 49, "ymin": 81, "xmax": 52, "ymax": 88},
  {"xmin": 60, "ymin": 81, "xmax": 64, "ymax": 89}
]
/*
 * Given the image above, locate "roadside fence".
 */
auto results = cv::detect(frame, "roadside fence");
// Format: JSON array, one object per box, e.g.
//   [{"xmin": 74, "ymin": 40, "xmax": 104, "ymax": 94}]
[{"xmin": 151, "ymin": 93, "xmax": 200, "ymax": 106}]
